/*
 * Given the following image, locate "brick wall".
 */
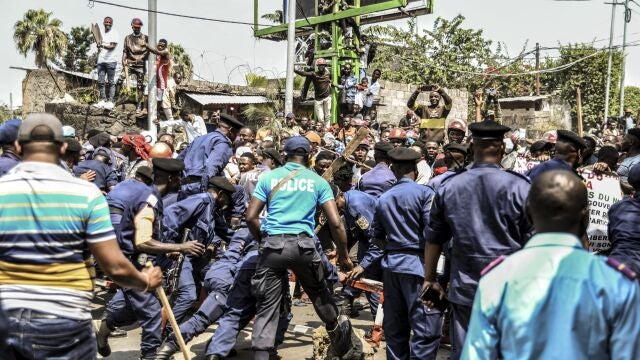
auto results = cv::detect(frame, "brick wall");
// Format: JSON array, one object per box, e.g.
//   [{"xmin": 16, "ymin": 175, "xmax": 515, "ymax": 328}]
[{"xmin": 376, "ymin": 80, "xmax": 469, "ymax": 125}]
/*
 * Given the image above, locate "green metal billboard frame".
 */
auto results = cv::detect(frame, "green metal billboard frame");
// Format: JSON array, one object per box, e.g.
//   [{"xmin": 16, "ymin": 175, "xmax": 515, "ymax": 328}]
[{"xmin": 253, "ymin": 0, "xmax": 433, "ymax": 125}]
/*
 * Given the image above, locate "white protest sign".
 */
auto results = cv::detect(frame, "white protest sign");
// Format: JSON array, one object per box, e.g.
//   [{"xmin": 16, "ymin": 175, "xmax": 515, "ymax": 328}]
[
  {"xmin": 578, "ymin": 168, "xmax": 623, "ymax": 252},
  {"xmin": 512, "ymin": 156, "xmax": 540, "ymax": 174}
]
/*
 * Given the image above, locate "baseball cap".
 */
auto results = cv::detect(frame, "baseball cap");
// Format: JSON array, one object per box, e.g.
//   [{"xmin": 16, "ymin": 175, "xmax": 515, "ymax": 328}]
[
  {"xmin": 18, "ymin": 113, "xmax": 65, "ymax": 143},
  {"xmin": 62, "ymin": 125, "xmax": 76, "ymax": 138},
  {"xmin": 131, "ymin": 18, "xmax": 143, "ymax": 27},
  {"xmin": 286, "ymin": 112, "xmax": 295, "ymax": 119},
  {"xmin": 283, "ymin": 136, "xmax": 311, "ymax": 155},
  {"xmin": 0, "ymin": 119, "xmax": 22, "ymax": 145}
]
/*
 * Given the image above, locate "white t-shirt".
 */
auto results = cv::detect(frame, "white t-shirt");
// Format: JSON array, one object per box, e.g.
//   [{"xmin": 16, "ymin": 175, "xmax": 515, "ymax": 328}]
[{"xmin": 98, "ymin": 28, "xmax": 120, "ymax": 64}]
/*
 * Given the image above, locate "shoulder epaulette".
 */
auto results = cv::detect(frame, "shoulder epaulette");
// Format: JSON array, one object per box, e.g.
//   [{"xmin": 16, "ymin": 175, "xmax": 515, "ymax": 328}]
[
  {"xmin": 606, "ymin": 257, "xmax": 638, "ymax": 280},
  {"xmin": 504, "ymin": 169, "xmax": 532, "ymax": 183},
  {"xmin": 480, "ymin": 255, "xmax": 507, "ymax": 277}
]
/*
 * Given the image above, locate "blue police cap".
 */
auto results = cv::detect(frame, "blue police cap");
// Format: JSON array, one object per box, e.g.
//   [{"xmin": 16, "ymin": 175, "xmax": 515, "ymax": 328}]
[
  {"xmin": 468, "ymin": 120, "xmax": 510, "ymax": 140},
  {"xmin": 284, "ymin": 136, "xmax": 311, "ymax": 155},
  {"xmin": 208, "ymin": 176, "xmax": 235, "ymax": 192},
  {"xmin": 0, "ymin": 119, "xmax": 22, "ymax": 145},
  {"xmin": 152, "ymin": 158, "xmax": 185, "ymax": 173},
  {"xmin": 388, "ymin": 147, "xmax": 421, "ymax": 162}
]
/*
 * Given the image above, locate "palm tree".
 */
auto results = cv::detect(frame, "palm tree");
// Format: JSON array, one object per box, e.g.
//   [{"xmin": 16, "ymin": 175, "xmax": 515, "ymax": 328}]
[
  {"xmin": 168, "ymin": 43, "xmax": 193, "ymax": 83},
  {"xmin": 14, "ymin": 9, "xmax": 67, "ymax": 68}
]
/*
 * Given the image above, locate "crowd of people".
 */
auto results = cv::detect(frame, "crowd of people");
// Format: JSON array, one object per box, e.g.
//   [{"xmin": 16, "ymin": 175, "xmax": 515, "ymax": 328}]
[{"xmin": 1, "ymin": 12, "xmax": 640, "ymax": 360}]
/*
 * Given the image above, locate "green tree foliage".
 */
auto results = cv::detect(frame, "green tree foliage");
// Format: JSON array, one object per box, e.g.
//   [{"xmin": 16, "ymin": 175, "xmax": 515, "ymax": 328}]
[
  {"xmin": 368, "ymin": 15, "xmax": 623, "ymax": 124},
  {"xmin": 58, "ymin": 26, "xmax": 94, "ymax": 72},
  {"xmin": 168, "ymin": 43, "xmax": 193, "ymax": 82},
  {"xmin": 541, "ymin": 44, "xmax": 622, "ymax": 125},
  {"xmin": 14, "ymin": 9, "xmax": 67, "ymax": 68},
  {"xmin": 610, "ymin": 86, "xmax": 640, "ymax": 117}
]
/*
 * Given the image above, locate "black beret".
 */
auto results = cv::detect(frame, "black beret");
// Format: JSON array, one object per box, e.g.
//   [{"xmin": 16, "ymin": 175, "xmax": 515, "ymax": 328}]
[
  {"xmin": 388, "ymin": 147, "xmax": 420, "ymax": 162},
  {"xmin": 152, "ymin": 158, "xmax": 185, "ymax": 173},
  {"xmin": 65, "ymin": 138, "xmax": 83, "ymax": 152},
  {"xmin": 556, "ymin": 129, "xmax": 587, "ymax": 150},
  {"xmin": 443, "ymin": 142, "xmax": 468, "ymax": 155},
  {"xmin": 374, "ymin": 141, "xmax": 393, "ymax": 153},
  {"xmin": 262, "ymin": 148, "xmax": 283, "ymax": 165},
  {"xmin": 628, "ymin": 128, "xmax": 640, "ymax": 140},
  {"xmin": 208, "ymin": 176, "xmax": 235, "ymax": 192},
  {"xmin": 468, "ymin": 120, "xmax": 511, "ymax": 140},
  {"xmin": 219, "ymin": 113, "xmax": 245, "ymax": 129},
  {"xmin": 529, "ymin": 140, "xmax": 549, "ymax": 153},
  {"xmin": 135, "ymin": 166, "xmax": 153, "ymax": 181}
]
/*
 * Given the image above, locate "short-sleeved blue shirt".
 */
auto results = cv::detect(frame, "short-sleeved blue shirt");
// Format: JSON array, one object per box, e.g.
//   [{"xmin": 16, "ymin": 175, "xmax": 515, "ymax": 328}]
[{"xmin": 253, "ymin": 162, "xmax": 334, "ymax": 236}]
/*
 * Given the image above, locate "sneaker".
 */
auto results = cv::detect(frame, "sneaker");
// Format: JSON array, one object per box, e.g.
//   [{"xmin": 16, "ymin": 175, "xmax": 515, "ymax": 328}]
[
  {"xmin": 103, "ymin": 101, "xmax": 114, "ymax": 110},
  {"xmin": 327, "ymin": 315, "xmax": 353, "ymax": 357},
  {"xmin": 95, "ymin": 320, "xmax": 112, "ymax": 357},
  {"xmin": 94, "ymin": 100, "xmax": 106, "ymax": 108}
]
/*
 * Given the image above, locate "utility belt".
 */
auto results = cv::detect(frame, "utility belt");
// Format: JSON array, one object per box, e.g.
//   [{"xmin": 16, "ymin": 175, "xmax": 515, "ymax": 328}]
[
  {"xmin": 385, "ymin": 248, "xmax": 424, "ymax": 260},
  {"xmin": 109, "ymin": 206, "xmax": 124, "ymax": 215},
  {"xmin": 181, "ymin": 175, "xmax": 202, "ymax": 185}
]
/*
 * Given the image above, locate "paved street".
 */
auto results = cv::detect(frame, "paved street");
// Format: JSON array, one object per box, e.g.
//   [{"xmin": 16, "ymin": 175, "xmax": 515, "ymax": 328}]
[{"xmin": 93, "ymin": 290, "xmax": 451, "ymax": 360}]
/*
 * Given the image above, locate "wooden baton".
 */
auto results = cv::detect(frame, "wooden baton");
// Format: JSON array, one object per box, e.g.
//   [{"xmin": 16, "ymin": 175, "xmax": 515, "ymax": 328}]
[{"xmin": 145, "ymin": 262, "xmax": 191, "ymax": 360}]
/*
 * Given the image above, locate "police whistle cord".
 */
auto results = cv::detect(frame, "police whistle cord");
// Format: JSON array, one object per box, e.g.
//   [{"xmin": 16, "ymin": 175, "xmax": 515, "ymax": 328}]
[{"xmin": 145, "ymin": 262, "xmax": 191, "ymax": 360}]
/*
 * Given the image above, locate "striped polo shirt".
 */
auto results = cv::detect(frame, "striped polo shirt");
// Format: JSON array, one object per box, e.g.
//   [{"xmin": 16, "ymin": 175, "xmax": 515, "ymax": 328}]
[{"xmin": 0, "ymin": 161, "xmax": 116, "ymax": 320}]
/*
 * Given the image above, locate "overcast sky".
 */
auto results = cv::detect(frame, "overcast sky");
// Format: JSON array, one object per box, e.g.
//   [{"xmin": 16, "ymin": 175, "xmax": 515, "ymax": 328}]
[{"xmin": 2, "ymin": 0, "xmax": 639, "ymax": 107}]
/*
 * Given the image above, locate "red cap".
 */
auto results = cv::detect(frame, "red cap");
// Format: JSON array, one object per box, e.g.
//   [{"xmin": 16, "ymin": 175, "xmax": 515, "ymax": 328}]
[
  {"xmin": 131, "ymin": 18, "xmax": 143, "ymax": 27},
  {"xmin": 389, "ymin": 127, "xmax": 407, "ymax": 139}
]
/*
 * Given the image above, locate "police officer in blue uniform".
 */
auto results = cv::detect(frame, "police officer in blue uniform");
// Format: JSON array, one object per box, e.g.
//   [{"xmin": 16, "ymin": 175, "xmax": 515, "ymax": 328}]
[
  {"xmin": 463, "ymin": 170, "xmax": 640, "ymax": 359},
  {"xmin": 608, "ymin": 164, "xmax": 640, "ymax": 273},
  {"xmin": 96, "ymin": 158, "xmax": 205, "ymax": 359},
  {"xmin": 525, "ymin": 129, "xmax": 587, "ymax": 180},
  {"xmin": 177, "ymin": 114, "xmax": 244, "ymax": 199},
  {"xmin": 245, "ymin": 136, "xmax": 354, "ymax": 360},
  {"xmin": 161, "ymin": 176, "xmax": 236, "ymax": 324},
  {"xmin": 423, "ymin": 120, "xmax": 533, "ymax": 360},
  {"xmin": 337, "ymin": 189, "xmax": 382, "ymax": 318},
  {"xmin": 358, "ymin": 141, "xmax": 396, "ymax": 197},
  {"xmin": 427, "ymin": 142, "xmax": 468, "ymax": 191},
  {"xmin": 73, "ymin": 147, "xmax": 118, "ymax": 192},
  {"xmin": 0, "ymin": 119, "xmax": 21, "ymax": 177},
  {"xmin": 155, "ymin": 227, "xmax": 253, "ymax": 359},
  {"xmin": 368, "ymin": 147, "xmax": 440, "ymax": 360}
]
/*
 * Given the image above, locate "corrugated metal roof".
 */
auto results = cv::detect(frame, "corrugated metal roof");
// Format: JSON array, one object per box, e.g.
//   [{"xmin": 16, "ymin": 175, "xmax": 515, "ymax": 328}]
[
  {"xmin": 499, "ymin": 95, "xmax": 550, "ymax": 103},
  {"xmin": 185, "ymin": 93, "xmax": 270, "ymax": 105}
]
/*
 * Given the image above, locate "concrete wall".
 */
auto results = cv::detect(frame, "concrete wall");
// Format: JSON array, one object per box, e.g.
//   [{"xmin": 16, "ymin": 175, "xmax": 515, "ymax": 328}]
[
  {"xmin": 501, "ymin": 98, "xmax": 571, "ymax": 139},
  {"xmin": 45, "ymin": 102, "xmax": 145, "ymax": 138},
  {"xmin": 376, "ymin": 80, "xmax": 469, "ymax": 125}
]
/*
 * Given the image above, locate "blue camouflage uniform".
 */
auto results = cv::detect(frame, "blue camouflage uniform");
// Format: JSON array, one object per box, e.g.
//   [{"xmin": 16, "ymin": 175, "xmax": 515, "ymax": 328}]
[
  {"xmin": 341, "ymin": 190, "xmax": 382, "ymax": 316},
  {"xmin": 463, "ymin": 233, "xmax": 640, "ymax": 359},
  {"xmin": 162, "ymin": 229, "xmax": 251, "ymax": 350},
  {"xmin": 427, "ymin": 163, "xmax": 532, "ymax": 359},
  {"xmin": 374, "ymin": 177, "xmax": 441, "ymax": 360},
  {"xmin": 358, "ymin": 162, "xmax": 396, "ymax": 197},
  {"xmin": 206, "ymin": 235, "xmax": 336, "ymax": 358},
  {"xmin": 73, "ymin": 159, "xmax": 118, "ymax": 191},
  {"xmin": 608, "ymin": 194, "xmax": 640, "ymax": 273},
  {"xmin": 104, "ymin": 179, "xmax": 164, "ymax": 358},
  {"xmin": 525, "ymin": 157, "xmax": 579, "ymax": 181},
  {"xmin": 162, "ymin": 192, "xmax": 220, "ymax": 323},
  {"xmin": 177, "ymin": 130, "xmax": 232, "ymax": 198}
]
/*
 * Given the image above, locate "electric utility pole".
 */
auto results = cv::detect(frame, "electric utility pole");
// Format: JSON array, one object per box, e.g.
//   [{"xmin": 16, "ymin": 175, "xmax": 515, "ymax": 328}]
[
  {"xmin": 535, "ymin": 42, "xmax": 540, "ymax": 95},
  {"xmin": 604, "ymin": 2, "xmax": 619, "ymax": 120},
  {"xmin": 618, "ymin": 0, "xmax": 631, "ymax": 116},
  {"xmin": 147, "ymin": 0, "xmax": 157, "ymax": 137},
  {"xmin": 284, "ymin": 0, "xmax": 296, "ymax": 115}
]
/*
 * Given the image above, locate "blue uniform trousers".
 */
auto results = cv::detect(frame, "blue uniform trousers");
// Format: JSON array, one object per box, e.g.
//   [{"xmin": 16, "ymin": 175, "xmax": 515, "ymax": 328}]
[
  {"xmin": 5, "ymin": 309, "xmax": 96, "ymax": 360},
  {"xmin": 172, "ymin": 256, "xmax": 210, "ymax": 324},
  {"xmin": 383, "ymin": 271, "xmax": 442, "ymax": 360},
  {"xmin": 207, "ymin": 268, "xmax": 291, "ymax": 357},
  {"xmin": 450, "ymin": 303, "xmax": 471, "ymax": 360},
  {"xmin": 105, "ymin": 287, "xmax": 162, "ymax": 358}
]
